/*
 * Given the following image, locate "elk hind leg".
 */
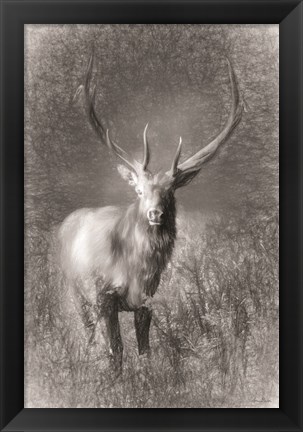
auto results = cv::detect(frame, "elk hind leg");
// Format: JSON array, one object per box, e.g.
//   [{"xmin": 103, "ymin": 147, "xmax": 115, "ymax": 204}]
[
  {"xmin": 79, "ymin": 296, "xmax": 97, "ymax": 345},
  {"xmin": 71, "ymin": 287, "xmax": 97, "ymax": 345}
]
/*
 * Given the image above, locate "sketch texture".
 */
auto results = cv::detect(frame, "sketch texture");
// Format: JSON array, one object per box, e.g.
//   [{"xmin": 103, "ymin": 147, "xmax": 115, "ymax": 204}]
[{"xmin": 25, "ymin": 24, "xmax": 279, "ymax": 408}]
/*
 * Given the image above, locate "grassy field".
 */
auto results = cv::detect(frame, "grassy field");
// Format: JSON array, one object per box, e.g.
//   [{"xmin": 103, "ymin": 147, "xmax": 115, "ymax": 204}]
[{"xmin": 25, "ymin": 211, "xmax": 278, "ymax": 408}]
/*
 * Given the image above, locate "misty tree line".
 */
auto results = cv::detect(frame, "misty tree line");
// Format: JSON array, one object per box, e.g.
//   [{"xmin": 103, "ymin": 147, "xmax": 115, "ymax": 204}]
[{"xmin": 25, "ymin": 25, "xmax": 278, "ymax": 407}]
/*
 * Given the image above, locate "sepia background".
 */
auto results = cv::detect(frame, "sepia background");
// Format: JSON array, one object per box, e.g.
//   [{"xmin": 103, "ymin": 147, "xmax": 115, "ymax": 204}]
[{"xmin": 25, "ymin": 24, "xmax": 279, "ymax": 408}]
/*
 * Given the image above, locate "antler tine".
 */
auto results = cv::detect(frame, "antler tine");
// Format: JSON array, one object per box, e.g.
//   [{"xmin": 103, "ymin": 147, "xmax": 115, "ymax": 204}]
[
  {"xmin": 142, "ymin": 123, "xmax": 150, "ymax": 171},
  {"xmin": 106, "ymin": 130, "xmax": 139, "ymax": 172},
  {"xmin": 169, "ymin": 137, "xmax": 183, "ymax": 177},
  {"xmin": 81, "ymin": 51, "xmax": 138, "ymax": 173}
]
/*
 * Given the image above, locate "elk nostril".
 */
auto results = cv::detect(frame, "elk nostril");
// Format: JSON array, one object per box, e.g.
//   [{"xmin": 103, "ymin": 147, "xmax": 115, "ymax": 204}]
[
  {"xmin": 147, "ymin": 209, "xmax": 155, "ymax": 220},
  {"xmin": 147, "ymin": 208, "xmax": 163, "ymax": 221}
]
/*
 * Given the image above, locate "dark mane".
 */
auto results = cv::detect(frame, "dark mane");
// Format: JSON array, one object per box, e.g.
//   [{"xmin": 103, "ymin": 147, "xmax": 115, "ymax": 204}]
[{"xmin": 110, "ymin": 192, "xmax": 177, "ymax": 301}]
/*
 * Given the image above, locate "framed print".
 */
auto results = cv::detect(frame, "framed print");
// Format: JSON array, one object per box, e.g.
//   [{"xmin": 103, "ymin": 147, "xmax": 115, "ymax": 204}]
[{"xmin": 1, "ymin": 0, "xmax": 302, "ymax": 430}]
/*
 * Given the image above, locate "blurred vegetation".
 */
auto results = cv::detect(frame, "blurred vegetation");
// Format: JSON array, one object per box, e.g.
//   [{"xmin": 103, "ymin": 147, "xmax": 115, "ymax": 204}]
[{"xmin": 24, "ymin": 25, "xmax": 278, "ymax": 407}]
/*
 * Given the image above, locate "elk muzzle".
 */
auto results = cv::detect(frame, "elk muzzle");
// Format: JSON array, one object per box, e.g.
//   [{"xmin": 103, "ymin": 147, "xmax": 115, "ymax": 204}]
[{"xmin": 147, "ymin": 208, "xmax": 163, "ymax": 225}]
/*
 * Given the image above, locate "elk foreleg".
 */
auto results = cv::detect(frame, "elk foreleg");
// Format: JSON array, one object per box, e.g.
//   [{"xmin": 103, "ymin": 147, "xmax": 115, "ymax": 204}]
[
  {"xmin": 103, "ymin": 295, "xmax": 123, "ymax": 374},
  {"xmin": 134, "ymin": 307, "xmax": 152, "ymax": 356}
]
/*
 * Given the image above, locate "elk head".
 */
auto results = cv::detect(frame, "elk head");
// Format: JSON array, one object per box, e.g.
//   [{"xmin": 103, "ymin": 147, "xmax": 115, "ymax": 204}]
[{"xmin": 78, "ymin": 53, "xmax": 243, "ymax": 226}]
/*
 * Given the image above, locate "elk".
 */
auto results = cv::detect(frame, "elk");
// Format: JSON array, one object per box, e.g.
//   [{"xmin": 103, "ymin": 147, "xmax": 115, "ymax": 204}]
[{"xmin": 58, "ymin": 54, "xmax": 243, "ymax": 373}]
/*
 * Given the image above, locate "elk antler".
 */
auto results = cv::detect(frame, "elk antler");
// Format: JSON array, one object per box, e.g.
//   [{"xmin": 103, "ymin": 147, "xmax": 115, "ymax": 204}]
[
  {"xmin": 168, "ymin": 137, "xmax": 182, "ymax": 177},
  {"xmin": 79, "ymin": 52, "xmax": 150, "ymax": 173},
  {"xmin": 142, "ymin": 123, "xmax": 150, "ymax": 171},
  {"xmin": 168, "ymin": 58, "xmax": 243, "ymax": 188}
]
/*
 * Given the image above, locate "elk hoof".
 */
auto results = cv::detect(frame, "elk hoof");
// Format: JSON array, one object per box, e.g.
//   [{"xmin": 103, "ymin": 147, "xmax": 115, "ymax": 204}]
[{"xmin": 139, "ymin": 347, "xmax": 151, "ymax": 358}]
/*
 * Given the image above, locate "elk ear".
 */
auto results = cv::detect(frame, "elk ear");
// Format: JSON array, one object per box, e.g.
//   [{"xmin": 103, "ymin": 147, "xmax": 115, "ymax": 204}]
[{"xmin": 117, "ymin": 165, "xmax": 138, "ymax": 187}]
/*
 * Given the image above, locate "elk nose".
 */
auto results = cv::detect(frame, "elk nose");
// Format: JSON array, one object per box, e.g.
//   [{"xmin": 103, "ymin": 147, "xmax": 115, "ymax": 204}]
[{"xmin": 147, "ymin": 208, "xmax": 163, "ymax": 224}]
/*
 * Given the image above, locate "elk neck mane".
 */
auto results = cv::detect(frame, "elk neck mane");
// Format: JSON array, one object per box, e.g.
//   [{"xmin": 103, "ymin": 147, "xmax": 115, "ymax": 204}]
[{"xmin": 110, "ymin": 192, "xmax": 177, "ymax": 297}]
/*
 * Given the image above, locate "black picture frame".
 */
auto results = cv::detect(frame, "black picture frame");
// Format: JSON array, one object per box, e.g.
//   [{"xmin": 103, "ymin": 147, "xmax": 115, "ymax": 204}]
[{"xmin": 0, "ymin": 0, "xmax": 302, "ymax": 430}]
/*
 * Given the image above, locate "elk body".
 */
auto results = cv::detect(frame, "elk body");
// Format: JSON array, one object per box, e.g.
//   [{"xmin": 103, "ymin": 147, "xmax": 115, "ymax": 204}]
[{"xmin": 58, "ymin": 54, "xmax": 243, "ymax": 372}]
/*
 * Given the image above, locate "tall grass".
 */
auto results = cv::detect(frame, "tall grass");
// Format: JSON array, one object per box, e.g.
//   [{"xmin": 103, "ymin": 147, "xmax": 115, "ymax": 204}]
[{"xmin": 25, "ymin": 211, "xmax": 278, "ymax": 408}]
